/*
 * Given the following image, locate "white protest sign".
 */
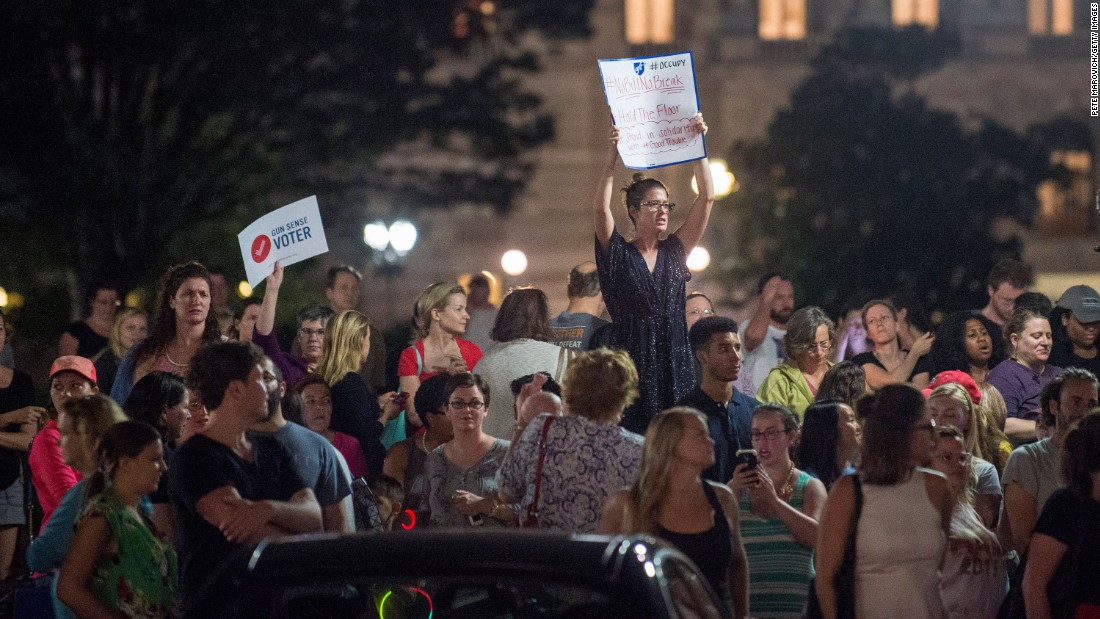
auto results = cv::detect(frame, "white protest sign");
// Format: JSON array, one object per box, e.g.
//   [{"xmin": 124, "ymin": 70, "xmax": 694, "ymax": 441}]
[
  {"xmin": 598, "ymin": 52, "xmax": 705, "ymax": 170},
  {"xmin": 238, "ymin": 196, "xmax": 329, "ymax": 287}
]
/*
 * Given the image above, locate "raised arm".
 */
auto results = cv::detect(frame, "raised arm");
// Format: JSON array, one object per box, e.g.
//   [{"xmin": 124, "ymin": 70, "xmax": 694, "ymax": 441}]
[
  {"xmin": 743, "ymin": 276, "xmax": 781, "ymax": 352},
  {"xmin": 257, "ymin": 261, "xmax": 283, "ymax": 337},
  {"xmin": 672, "ymin": 114, "xmax": 714, "ymax": 254},
  {"xmin": 593, "ymin": 125, "xmax": 620, "ymax": 253}
]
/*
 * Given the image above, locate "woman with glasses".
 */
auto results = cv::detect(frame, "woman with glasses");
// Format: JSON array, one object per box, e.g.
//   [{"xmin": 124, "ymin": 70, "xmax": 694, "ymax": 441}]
[
  {"xmin": 592, "ymin": 114, "xmax": 714, "ymax": 434},
  {"xmin": 851, "ymin": 299, "xmax": 933, "ymax": 392},
  {"xmin": 730, "ymin": 404, "xmax": 825, "ymax": 618},
  {"xmin": 425, "ymin": 373, "xmax": 515, "ymax": 528},
  {"xmin": 815, "ymin": 384, "xmax": 952, "ymax": 619},
  {"xmin": 756, "ymin": 306, "xmax": 836, "ymax": 419},
  {"xmin": 253, "ymin": 261, "xmax": 333, "ymax": 388},
  {"xmin": 929, "ymin": 425, "xmax": 1006, "ymax": 619}
]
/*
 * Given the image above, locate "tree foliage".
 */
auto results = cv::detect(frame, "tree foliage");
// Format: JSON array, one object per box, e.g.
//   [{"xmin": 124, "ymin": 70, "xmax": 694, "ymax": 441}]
[
  {"xmin": 0, "ymin": 0, "xmax": 594, "ymax": 293},
  {"xmin": 717, "ymin": 27, "xmax": 1066, "ymax": 313}
]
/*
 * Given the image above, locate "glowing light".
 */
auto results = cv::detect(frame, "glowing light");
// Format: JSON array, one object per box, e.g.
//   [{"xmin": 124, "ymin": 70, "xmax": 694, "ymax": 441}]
[
  {"xmin": 644, "ymin": 561, "xmax": 656, "ymax": 578},
  {"xmin": 124, "ymin": 289, "xmax": 145, "ymax": 308},
  {"xmin": 237, "ymin": 281, "xmax": 253, "ymax": 298},
  {"xmin": 378, "ymin": 587, "xmax": 433, "ymax": 619},
  {"xmin": 501, "ymin": 250, "xmax": 528, "ymax": 276},
  {"xmin": 686, "ymin": 247, "xmax": 711, "ymax": 272},
  {"xmin": 0, "ymin": 287, "xmax": 7, "ymax": 308},
  {"xmin": 400, "ymin": 509, "xmax": 416, "ymax": 530},
  {"xmin": 691, "ymin": 160, "xmax": 737, "ymax": 198},
  {"xmin": 363, "ymin": 221, "xmax": 390, "ymax": 251},
  {"xmin": 388, "ymin": 220, "xmax": 418, "ymax": 254}
]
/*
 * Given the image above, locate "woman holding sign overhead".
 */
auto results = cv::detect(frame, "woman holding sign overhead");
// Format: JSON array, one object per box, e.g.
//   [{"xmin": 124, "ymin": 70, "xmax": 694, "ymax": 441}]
[{"xmin": 593, "ymin": 113, "xmax": 713, "ymax": 434}]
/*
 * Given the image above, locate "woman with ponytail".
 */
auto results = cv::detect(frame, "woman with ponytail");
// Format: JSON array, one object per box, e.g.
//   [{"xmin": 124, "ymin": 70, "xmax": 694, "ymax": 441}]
[
  {"xmin": 58, "ymin": 421, "xmax": 177, "ymax": 618},
  {"xmin": 27, "ymin": 395, "xmax": 126, "ymax": 619},
  {"xmin": 600, "ymin": 407, "xmax": 748, "ymax": 618},
  {"xmin": 592, "ymin": 114, "xmax": 714, "ymax": 434}
]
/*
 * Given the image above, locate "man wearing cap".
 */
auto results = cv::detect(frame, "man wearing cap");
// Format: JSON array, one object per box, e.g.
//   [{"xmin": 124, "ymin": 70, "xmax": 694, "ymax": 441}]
[
  {"xmin": 28, "ymin": 356, "xmax": 97, "ymax": 530},
  {"xmin": 1049, "ymin": 285, "xmax": 1100, "ymax": 377}
]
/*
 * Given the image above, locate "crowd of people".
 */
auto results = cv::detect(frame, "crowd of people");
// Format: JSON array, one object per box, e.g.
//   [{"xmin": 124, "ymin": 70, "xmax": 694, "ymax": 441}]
[{"xmin": 0, "ymin": 114, "xmax": 1098, "ymax": 618}]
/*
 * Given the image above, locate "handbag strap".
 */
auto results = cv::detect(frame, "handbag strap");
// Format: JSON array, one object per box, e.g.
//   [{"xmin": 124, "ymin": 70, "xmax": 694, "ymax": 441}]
[{"xmin": 527, "ymin": 416, "xmax": 557, "ymax": 521}]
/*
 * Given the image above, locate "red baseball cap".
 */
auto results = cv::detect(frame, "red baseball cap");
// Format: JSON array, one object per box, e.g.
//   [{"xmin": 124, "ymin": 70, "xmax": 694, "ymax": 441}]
[
  {"xmin": 49, "ymin": 356, "xmax": 97, "ymax": 385},
  {"xmin": 922, "ymin": 370, "xmax": 980, "ymax": 405}
]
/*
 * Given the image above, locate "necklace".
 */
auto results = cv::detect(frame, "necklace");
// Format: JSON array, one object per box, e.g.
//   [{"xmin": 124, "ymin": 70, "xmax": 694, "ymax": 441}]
[
  {"xmin": 417, "ymin": 432, "xmax": 439, "ymax": 453},
  {"xmin": 777, "ymin": 461, "xmax": 796, "ymax": 500},
  {"xmin": 164, "ymin": 346, "xmax": 189, "ymax": 368}
]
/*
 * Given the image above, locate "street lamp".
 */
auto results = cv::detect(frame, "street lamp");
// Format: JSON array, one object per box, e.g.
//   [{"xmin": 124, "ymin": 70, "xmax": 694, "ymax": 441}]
[
  {"xmin": 501, "ymin": 250, "xmax": 528, "ymax": 277},
  {"xmin": 364, "ymin": 219, "xmax": 419, "ymax": 274},
  {"xmin": 364, "ymin": 218, "xmax": 420, "ymax": 324},
  {"xmin": 686, "ymin": 247, "xmax": 711, "ymax": 272},
  {"xmin": 691, "ymin": 159, "xmax": 737, "ymax": 198},
  {"xmin": 0, "ymin": 286, "xmax": 7, "ymax": 308}
]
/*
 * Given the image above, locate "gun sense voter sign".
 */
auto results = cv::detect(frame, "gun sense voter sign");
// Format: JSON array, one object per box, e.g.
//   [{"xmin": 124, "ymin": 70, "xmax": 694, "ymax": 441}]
[
  {"xmin": 238, "ymin": 196, "xmax": 329, "ymax": 287},
  {"xmin": 598, "ymin": 51, "xmax": 706, "ymax": 170}
]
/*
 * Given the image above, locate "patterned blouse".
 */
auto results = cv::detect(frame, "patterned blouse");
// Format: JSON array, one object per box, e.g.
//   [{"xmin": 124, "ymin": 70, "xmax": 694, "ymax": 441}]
[
  {"xmin": 78, "ymin": 490, "xmax": 178, "ymax": 618},
  {"xmin": 426, "ymin": 439, "xmax": 512, "ymax": 528},
  {"xmin": 497, "ymin": 414, "xmax": 644, "ymax": 534}
]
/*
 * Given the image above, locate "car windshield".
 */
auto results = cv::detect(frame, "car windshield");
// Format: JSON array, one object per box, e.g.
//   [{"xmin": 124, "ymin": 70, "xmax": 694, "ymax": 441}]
[{"xmin": 268, "ymin": 576, "xmax": 617, "ymax": 619}]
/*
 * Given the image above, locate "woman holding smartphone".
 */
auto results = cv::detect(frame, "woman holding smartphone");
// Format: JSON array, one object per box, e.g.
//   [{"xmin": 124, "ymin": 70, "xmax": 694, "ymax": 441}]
[{"xmin": 730, "ymin": 404, "xmax": 825, "ymax": 618}]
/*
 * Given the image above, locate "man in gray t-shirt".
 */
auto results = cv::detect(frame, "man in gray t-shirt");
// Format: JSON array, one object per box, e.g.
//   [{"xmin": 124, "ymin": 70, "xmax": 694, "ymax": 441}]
[
  {"xmin": 548, "ymin": 262, "xmax": 608, "ymax": 350},
  {"xmin": 1001, "ymin": 368, "xmax": 1097, "ymax": 553},
  {"xmin": 734, "ymin": 273, "xmax": 793, "ymax": 396}
]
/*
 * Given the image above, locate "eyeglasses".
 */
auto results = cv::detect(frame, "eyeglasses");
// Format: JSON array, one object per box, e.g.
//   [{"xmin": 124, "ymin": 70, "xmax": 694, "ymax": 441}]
[
  {"xmin": 750, "ymin": 428, "xmax": 789, "ymax": 442},
  {"xmin": 448, "ymin": 400, "xmax": 486, "ymax": 411},
  {"xmin": 687, "ymin": 308, "xmax": 715, "ymax": 317},
  {"xmin": 299, "ymin": 328, "xmax": 325, "ymax": 339},
  {"xmin": 638, "ymin": 201, "xmax": 675, "ymax": 213},
  {"xmin": 804, "ymin": 341, "xmax": 832, "ymax": 353},
  {"xmin": 934, "ymin": 451, "xmax": 972, "ymax": 466}
]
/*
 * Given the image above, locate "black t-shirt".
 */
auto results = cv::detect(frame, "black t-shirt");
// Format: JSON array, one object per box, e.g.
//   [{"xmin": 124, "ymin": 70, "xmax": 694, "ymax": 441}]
[
  {"xmin": 0, "ymin": 370, "xmax": 34, "ymax": 489},
  {"xmin": 168, "ymin": 434, "xmax": 308, "ymax": 603},
  {"xmin": 851, "ymin": 350, "xmax": 932, "ymax": 382},
  {"xmin": 64, "ymin": 321, "xmax": 109, "ymax": 358},
  {"xmin": 1048, "ymin": 343, "xmax": 1100, "ymax": 377},
  {"xmin": 1033, "ymin": 488, "xmax": 1100, "ymax": 606}
]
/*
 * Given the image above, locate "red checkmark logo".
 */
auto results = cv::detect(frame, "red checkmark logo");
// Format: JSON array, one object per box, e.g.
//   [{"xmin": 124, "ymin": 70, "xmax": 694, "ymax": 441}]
[{"xmin": 251, "ymin": 235, "xmax": 271, "ymax": 263}]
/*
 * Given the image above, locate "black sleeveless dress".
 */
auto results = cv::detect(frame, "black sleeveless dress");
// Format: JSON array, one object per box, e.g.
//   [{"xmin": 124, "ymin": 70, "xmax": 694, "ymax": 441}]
[{"xmin": 656, "ymin": 482, "xmax": 733, "ymax": 607}]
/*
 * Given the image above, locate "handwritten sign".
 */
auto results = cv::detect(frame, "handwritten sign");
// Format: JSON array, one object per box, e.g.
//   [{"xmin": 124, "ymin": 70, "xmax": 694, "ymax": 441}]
[
  {"xmin": 238, "ymin": 196, "xmax": 329, "ymax": 287},
  {"xmin": 598, "ymin": 52, "xmax": 705, "ymax": 170}
]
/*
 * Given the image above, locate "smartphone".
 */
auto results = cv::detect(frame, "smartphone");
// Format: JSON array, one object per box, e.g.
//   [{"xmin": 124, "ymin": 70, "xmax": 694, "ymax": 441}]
[
  {"xmin": 393, "ymin": 392, "xmax": 410, "ymax": 408},
  {"xmin": 735, "ymin": 449, "xmax": 758, "ymax": 472}
]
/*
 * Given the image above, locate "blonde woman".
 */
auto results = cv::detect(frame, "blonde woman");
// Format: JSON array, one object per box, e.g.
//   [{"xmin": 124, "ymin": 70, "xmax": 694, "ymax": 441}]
[
  {"xmin": 398, "ymin": 282, "xmax": 483, "ymax": 428},
  {"xmin": 977, "ymin": 382, "xmax": 1013, "ymax": 472},
  {"xmin": 317, "ymin": 310, "xmax": 401, "ymax": 481},
  {"xmin": 93, "ymin": 308, "xmax": 148, "ymax": 395},
  {"xmin": 927, "ymin": 382, "xmax": 1004, "ymax": 528},
  {"xmin": 600, "ymin": 408, "xmax": 749, "ymax": 618},
  {"xmin": 929, "ymin": 425, "xmax": 1006, "ymax": 618},
  {"xmin": 497, "ymin": 348, "xmax": 644, "ymax": 533}
]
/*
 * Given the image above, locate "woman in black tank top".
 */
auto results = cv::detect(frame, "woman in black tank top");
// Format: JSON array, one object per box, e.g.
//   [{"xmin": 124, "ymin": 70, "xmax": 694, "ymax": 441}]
[{"xmin": 599, "ymin": 407, "xmax": 749, "ymax": 618}]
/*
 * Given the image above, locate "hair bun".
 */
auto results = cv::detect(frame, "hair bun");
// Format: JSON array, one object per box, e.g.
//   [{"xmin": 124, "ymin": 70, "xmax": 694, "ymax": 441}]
[{"xmin": 631, "ymin": 172, "xmax": 647, "ymax": 183}]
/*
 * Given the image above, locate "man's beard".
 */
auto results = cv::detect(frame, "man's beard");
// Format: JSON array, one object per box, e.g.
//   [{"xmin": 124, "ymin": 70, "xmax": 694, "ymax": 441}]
[
  {"xmin": 771, "ymin": 307, "xmax": 793, "ymax": 324},
  {"xmin": 264, "ymin": 390, "xmax": 282, "ymax": 421}
]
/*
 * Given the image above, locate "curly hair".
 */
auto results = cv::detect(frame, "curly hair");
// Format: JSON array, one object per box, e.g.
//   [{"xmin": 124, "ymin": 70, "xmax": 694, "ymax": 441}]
[
  {"xmin": 133, "ymin": 262, "xmax": 221, "ymax": 368},
  {"xmin": 929, "ymin": 311, "xmax": 1007, "ymax": 376},
  {"xmin": 563, "ymin": 349, "xmax": 639, "ymax": 423},
  {"xmin": 816, "ymin": 361, "xmax": 865, "ymax": 410}
]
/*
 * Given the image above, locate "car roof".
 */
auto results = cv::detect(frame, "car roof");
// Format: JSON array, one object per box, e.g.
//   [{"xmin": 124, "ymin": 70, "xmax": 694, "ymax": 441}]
[{"xmin": 243, "ymin": 531, "xmax": 648, "ymax": 586}]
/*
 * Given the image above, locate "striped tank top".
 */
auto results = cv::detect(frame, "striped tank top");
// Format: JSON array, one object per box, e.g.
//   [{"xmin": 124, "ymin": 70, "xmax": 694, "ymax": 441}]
[{"xmin": 738, "ymin": 470, "xmax": 815, "ymax": 619}]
